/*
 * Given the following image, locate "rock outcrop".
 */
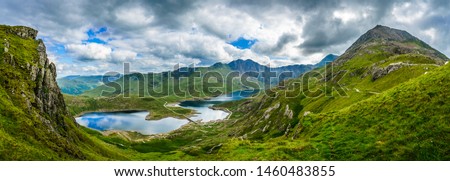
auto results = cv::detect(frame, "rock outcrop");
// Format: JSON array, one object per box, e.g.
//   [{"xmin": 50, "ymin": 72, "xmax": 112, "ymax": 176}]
[
  {"xmin": 371, "ymin": 62, "xmax": 410, "ymax": 81},
  {"xmin": 6, "ymin": 26, "xmax": 38, "ymax": 39},
  {"xmin": 370, "ymin": 62, "xmax": 441, "ymax": 81},
  {"xmin": 0, "ymin": 25, "xmax": 88, "ymax": 160},
  {"xmin": 33, "ymin": 39, "xmax": 69, "ymax": 122}
]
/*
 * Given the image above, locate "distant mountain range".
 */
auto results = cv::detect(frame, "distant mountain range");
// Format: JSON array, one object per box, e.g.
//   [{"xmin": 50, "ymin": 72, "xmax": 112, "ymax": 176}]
[
  {"xmin": 58, "ymin": 55, "xmax": 338, "ymax": 95},
  {"xmin": 57, "ymin": 75, "xmax": 121, "ymax": 95}
]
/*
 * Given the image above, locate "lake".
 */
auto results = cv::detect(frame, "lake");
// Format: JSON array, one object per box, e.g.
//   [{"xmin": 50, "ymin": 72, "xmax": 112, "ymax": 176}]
[{"xmin": 75, "ymin": 90, "xmax": 257, "ymax": 135}]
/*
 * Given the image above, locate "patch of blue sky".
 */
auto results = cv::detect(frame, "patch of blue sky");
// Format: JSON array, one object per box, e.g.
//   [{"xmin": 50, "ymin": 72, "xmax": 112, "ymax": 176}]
[
  {"xmin": 84, "ymin": 27, "xmax": 108, "ymax": 44},
  {"xmin": 47, "ymin": 42, "xmax": 66, "ymax": 55},
  {"xmin": 82, "ymin": 38, "xmax": 106, "ymax": 44},
  {"xmin": 229, "ymin": 37, "xmax": 257, "ymax": 49}
]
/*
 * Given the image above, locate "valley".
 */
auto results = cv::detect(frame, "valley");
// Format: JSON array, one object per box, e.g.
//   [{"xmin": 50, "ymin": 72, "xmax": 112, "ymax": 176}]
[{"xmin": 1, "ymin": 24, "xmax": 449, "ymax": 160}]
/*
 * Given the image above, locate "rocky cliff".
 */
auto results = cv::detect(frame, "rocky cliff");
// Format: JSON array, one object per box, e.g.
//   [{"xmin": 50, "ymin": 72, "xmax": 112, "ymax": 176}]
[
  {"xmin": 2, "ymin": 25, "xmax": 70, "ymax": 135},
  {"xmin": 0, "ymin": 25, "xmax": 121, "ymax": 160}
]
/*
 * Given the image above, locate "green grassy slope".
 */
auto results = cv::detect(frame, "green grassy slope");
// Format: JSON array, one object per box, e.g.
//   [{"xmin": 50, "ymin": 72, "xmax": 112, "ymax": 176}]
[
  {"xmin": 196, "ymin": 25, "xmax": 450, "ymax": 160},
  {"xmin": 211, "ymin": 62, "xmax": 450, "ymax": 160},
  {"xmin": 0, "ymin": 25, "xmax": 130, "ymax": 160},
  {"xmin": 223, "ymin": 25, "xmax": 448, "ymax": 140}
]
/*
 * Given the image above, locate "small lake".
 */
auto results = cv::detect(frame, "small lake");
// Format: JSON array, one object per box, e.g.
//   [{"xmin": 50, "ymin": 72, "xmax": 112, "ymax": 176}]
[{"xmin": 75, "ymin": 90, "xmax": 257, "ymax": 135}]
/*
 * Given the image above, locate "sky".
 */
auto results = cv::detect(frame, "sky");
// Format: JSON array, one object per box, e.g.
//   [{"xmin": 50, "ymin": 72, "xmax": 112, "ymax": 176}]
[{"xmin": 0, "ymin": 0, "xmax": 449, "ymax": 77}]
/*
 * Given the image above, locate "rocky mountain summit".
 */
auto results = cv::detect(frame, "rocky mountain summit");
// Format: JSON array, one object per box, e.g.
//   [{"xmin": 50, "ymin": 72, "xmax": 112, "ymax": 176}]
[{"xmin": 335, "ymin": 25, "xmax": 448, "ymax": 65}]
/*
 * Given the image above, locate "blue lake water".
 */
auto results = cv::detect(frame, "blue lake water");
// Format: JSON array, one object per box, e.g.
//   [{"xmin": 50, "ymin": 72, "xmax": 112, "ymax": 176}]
[{"xmin": 76, "ymin": 90, "xmax": 258, "ymax": 135}]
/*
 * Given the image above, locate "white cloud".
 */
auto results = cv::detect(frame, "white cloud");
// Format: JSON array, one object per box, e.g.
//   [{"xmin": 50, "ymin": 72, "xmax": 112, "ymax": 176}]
[
  {"xmin": 392, "ymin": 2, "xmax": 426, "ymax": 25},
  {"xmin": 423, "ymin": 28, "xmax": 437, "ymax": 42},
  {"xmin": 333, "ymin": 10, "xmax": 358, "ymax": 23},
  {"xmin": 50, "ymin": 26, "xmax": 90, "ymax": 44},
  {"xmin": 81, "ymin": 65, "xmax": 100, "ymax": 72},
  {"xmin": 111, "ymin": 49, "xmax": 137, "ymax": 62},
  {"xmin": 65, "ymin": 43, "xmax": 112, "ymax": 61}
]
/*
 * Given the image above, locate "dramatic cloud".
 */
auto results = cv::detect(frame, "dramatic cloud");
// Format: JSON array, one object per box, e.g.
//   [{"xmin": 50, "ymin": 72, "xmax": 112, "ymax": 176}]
[
  {"xmin": 0, "ymin": 0, "xmax": 449, "ymax": 76},
  {"xmin": 66, "ymin": 43, "xmax": 112, "ymax": 61}
]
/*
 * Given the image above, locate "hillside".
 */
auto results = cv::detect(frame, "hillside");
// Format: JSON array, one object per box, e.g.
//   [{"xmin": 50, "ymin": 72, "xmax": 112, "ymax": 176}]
[
  {"xmin": 223, "ymin": 25, "xmax": 448, "ymax": 139},
  {"xmin": 111, "ymin": 25, "xmax": 449, "ymax": 160},
  {"xmin": 203, "ymin": 25, "xmax": 449, "ymax": 159},
  {"xmin": 0, "ymin": 25, "xmax": 127, "ymax": 160},
  {"xmin": 209, "ymin": 60, "xmax": 450, "ymax": 160}
]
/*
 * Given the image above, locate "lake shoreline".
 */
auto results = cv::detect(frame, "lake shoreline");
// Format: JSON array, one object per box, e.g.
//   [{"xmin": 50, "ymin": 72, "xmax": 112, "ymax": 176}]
[{"xmin": 75, "ymin": 90, "xmax": 255, "ymax": 135}]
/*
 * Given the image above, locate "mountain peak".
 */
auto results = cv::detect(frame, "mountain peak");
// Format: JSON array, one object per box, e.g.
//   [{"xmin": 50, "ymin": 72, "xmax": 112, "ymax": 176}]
[
  {"xmin": 315, "ymin": 54, "xmax": 338, "ymax": 67},
  {"xmin": 335, "ymin": 25, "xmax": 448, "ymax": 65},
  {"xmin": 364, "ymin": 25, "xmax": 416, "ymax": 42},
  {"xmin": 230, "ymin": 59, "xmax": 259, "ymax": 64},
  {"xmin": 324, "ymin": 53, "xmax": 339, "ymax": 59},
  {"xmin": 227, "ymin": 59, "xmax": 263, "ymax": 72},
  {"xmin": 349, "ymin": 25, "xmax": 418, "ymax": 50}
]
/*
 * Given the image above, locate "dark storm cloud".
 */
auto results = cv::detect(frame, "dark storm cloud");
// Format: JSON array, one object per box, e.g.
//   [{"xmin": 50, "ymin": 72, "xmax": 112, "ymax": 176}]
[
  {"xmin": 273, "ymin": 33, "xmax": 298, "ymax": 53},
  {"xmin": 254, "ymin": 33, "xmax": 299, "ymax": 55},
  {"xmin": 226, "ymin": 0, "xmax": 339, "ymax": 13},
  {"xmin": 301, "ymin": 29, "xmax": 357, "ymax": 54},
  {"xmin": 0, "ymin": 0, "xmax": 198, "ymax": 37},
  {"xmin": 1, "ymin": 0, "xmax": 449, "ymax": 75},
  {"xmin": 141, "ymin": 0, "xmax": 198, "ymax": 29},
  {"xmin": 79, "ymin": 0, "xmax": 199, "ymax": 32},
  {"xmin": 1, "ymin": 0, "xmax": 86, "ymax": 30},
  {"xmin": 299, "ymin": 18, "xmax": 358, "ymax": 55},
  {"xmin": 298, "ymin": 0, "xmax": 397, "ymax": 55}
]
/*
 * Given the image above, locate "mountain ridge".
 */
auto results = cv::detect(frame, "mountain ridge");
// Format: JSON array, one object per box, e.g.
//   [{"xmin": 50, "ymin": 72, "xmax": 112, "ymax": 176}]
[{"xmin": 60, "ymin": 55, "xmax": 338, "ymax": 95}]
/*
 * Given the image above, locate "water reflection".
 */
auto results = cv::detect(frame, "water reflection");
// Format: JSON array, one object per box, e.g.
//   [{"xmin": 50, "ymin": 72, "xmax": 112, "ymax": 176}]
[
  {"xmin": 76, "ymin": 111, "xmax": 188, "ymax": 135},
  {"xmin": 76, "ymin": 90, "xmax": 257, "ymax": 134}
]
